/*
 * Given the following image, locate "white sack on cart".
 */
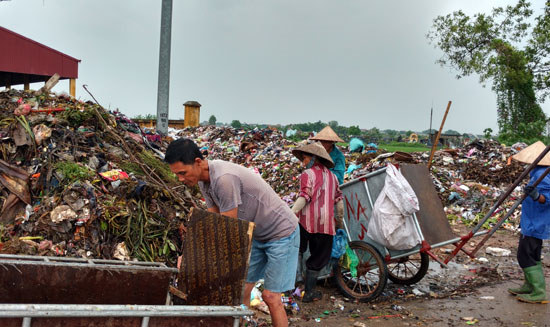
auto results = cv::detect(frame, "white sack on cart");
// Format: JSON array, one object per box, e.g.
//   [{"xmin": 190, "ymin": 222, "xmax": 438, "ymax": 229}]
[{"xmin": 367, "ymin": 163, "xmax": 421, "ymax": 250}]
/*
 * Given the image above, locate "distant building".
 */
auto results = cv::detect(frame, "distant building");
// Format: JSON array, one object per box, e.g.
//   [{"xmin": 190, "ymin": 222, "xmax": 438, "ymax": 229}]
[{"xmin": 0, "ymin": 26, "xmax": 80, "ymax": 97}]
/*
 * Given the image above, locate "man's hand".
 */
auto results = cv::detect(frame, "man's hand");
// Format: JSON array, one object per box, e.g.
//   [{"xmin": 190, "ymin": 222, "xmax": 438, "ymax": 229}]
[
  {"xmin": 292, "ymin": 197, "xmax": 306, "ymax": 214},
  {"xmin": 335, "ymin": 201, "xmax": 344, "ymax": 230},
  {"xmin": 524, "ymin": 185, "xmax": 540, "ymax": 201}
]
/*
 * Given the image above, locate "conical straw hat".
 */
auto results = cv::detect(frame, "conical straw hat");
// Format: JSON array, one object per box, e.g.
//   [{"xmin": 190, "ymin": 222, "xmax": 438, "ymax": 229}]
[
  {"xmin": 309, "ymin": 126, "xmax": 344, "ymax": 143},
  {"xmin": 292, "ymin": 142, "xmax": 335, "ymax": 168},
  {"xmin": 512, "ymin": 141, "xmax": 550, "ymax": 166}
]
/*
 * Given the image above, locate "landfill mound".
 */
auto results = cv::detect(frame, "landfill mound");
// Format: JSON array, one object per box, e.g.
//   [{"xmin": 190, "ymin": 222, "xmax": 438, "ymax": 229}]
[
  {"xmin": 0, "ymin": 89, "xmax": 193, "ymax": 265},
  {"xmin": 173, "ymin": 125, "xmax": 302, "ymax": 204},
  {"xmin": 0, "ymin": 89, "xmax": 529, "ymax": 264}
]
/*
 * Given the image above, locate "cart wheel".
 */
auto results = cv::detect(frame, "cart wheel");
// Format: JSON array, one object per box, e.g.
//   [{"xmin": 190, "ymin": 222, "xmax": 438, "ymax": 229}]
[
  {"xmin": 334, "ymin": 241, "xmax": 388, "ymax": 302},
  {"xmin": 387, "ymin": 252, "xmax": 429, "ymax": 285}
]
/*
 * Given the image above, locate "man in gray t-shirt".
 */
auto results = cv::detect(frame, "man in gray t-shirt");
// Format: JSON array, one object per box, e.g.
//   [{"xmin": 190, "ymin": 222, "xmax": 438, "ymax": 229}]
[{"xmin": 166, "ymin": 139, "xmax": 299, "ymax": 327}]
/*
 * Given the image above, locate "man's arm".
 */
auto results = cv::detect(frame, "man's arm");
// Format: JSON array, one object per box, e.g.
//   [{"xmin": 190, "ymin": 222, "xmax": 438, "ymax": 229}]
[
  {"xmin": 220, "ymin": 207, "xmax": 238, "ymax": 219},
  {"xmin": 207, "ymin": 206, "xmax": 220, "ymax": 213}
]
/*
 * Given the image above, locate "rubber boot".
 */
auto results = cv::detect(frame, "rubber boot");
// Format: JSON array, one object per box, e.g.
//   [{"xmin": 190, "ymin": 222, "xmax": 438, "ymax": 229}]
[
  {"xmin": 508, "ymin": 266, "xmax": 534, "ymax": 295},
  {"xmin": 296, "ymin": 253, "xmax": 304, "ymax": 284},
  {"xmin": 302, "ymin": 269, "xmax": 322, "ymax": 303},
  {"xmin": 517, "ymin": 263, "xmax": 548, "ymax": 304}
]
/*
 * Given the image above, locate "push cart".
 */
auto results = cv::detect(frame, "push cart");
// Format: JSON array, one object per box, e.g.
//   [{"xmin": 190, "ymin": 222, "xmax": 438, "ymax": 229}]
[{"xmin": 334, "ymin": 155, "xmax": 550, "ymax": 302}]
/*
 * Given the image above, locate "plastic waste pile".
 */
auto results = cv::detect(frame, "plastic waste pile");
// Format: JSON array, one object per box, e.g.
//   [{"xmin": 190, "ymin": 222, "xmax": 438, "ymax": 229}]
[
  {"xmin": 424, "ymin": 140, "xmax": 527, "ymax": 229},
  {"xmin": 0, "ymin": 89, "xmax": 194, "ymax": 265},
  {"xmin": 173, "ymin": 126, "xmax": 302, "ymax": 204},
  {"xmin": 342, "ymin": 139, "xmax": 528, "ymax": 230},
  {"xmin": 0, "ymin": 88, "xmax": 532, "ymax": 265}
]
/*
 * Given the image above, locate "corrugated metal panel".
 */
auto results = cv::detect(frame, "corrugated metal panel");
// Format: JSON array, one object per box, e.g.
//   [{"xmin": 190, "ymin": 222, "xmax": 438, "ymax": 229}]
[{"xmin": 0, "ymin": 26, "xmax": 80, "ymax": 78}]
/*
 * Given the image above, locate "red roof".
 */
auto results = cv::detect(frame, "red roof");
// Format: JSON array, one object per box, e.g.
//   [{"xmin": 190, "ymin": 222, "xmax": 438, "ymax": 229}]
[{"xmin": 0, "ymin": 26, "xmax": 80, "ymax": 87}]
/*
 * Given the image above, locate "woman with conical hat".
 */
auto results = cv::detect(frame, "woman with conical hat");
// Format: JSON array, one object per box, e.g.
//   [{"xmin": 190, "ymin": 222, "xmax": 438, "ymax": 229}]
[
  {"xmin": 291, "ymin": 142, "xmax": 344, "ymax": 302},
  {"xmin": 309, "ymin": 126, "xmax": 346, "ymax": 184},
  {"xmin": 508, "ymin": 141, "xmax": 549, "ymax": 304}
]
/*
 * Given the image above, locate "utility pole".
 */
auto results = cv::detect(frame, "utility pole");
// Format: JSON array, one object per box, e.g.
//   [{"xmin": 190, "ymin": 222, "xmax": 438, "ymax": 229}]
[
  {"xmin": 156, "ymin": 0, "xmax": 173, "ymax": 135},
  {"xmin": 429, "ymin": 103, "xmax": 433, "ymax": 144}
]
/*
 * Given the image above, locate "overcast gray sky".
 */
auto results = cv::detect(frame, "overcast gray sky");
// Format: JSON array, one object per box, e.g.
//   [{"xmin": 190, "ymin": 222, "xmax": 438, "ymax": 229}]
[{"xmin": 1, "ymin": 0, "xmax": 548, "ymax": 134}]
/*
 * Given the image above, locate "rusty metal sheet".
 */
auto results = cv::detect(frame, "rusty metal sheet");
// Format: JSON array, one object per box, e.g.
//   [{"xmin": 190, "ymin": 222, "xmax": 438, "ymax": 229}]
[
  {"xmin": 400, "ymin": 163, "xmax": 456, "ymax": 245},
  {"xmin": 0, "ymin": 257, "xmax": 174, "ymax": 305},
  {"xmin": 0, "ymin": 317, "xmax": 234, "ymax": 327},
  {"xmin": 179, "ymin": 208, "xmax": 254, "ymax": 305}
]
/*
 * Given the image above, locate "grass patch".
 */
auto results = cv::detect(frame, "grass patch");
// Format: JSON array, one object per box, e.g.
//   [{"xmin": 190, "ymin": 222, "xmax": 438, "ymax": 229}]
[
  {"xmin": 119, "ymin": 161, "xmax": 144, "ymax": 176},
  {"xmin": 138, "ymin": 151, "xmax": 178, "ymax": 183},
  {"xmin": 379, "ymin": 142, "xmax": 435, "ymax": 153},
  {"xmin": 54, "ymin": 162, "xmax": 95, "ymax": 183}
]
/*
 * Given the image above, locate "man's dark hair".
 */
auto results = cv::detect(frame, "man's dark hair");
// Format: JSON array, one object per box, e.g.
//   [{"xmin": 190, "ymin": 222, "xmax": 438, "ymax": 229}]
[{"xmin": 165, "ymin": 138, "xmax": 204, "ymax": 164}]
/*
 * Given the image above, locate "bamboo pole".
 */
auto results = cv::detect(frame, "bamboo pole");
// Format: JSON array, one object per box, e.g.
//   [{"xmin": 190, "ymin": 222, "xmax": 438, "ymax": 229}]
[{"xmin": 427, "ymin": 101, "xmax": 452, "ymax": 169}]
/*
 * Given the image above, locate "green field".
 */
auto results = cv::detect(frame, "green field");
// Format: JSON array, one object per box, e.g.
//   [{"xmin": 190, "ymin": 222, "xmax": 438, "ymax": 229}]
[{"xmin": 378, "ymin": 142, "xmax": 434, "ymax": 153}]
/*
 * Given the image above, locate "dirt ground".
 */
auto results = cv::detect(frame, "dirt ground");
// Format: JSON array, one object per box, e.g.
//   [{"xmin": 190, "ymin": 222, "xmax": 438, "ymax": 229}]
[{"xmin": 249, "ymin": 224, "xmax": 550, "ymax": 327}]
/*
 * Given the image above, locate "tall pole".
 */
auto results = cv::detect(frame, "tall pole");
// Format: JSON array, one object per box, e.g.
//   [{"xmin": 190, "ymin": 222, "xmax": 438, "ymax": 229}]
[
  {"xmin": 430, "ymin": 102, "xmax": 434, "ymax": 138},
  {"xmin": 427, "ymin": 101, "xmax": 452, "ymax": 170},
  {"xmin": 156, "ymin": 0, "xmax": 173, "ymax": 135}
]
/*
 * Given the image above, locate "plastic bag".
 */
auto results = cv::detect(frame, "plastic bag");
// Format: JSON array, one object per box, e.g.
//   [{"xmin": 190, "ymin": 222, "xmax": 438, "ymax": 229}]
[
  {"xmin": 366, "ymin": 163, "xmax": 421, "ymax": 250},
  {"xmin": 341, "ymin": 245, "xmax": 359, "ymax": 277},
  {"xmin": 349, "ymin": 138, "xmax": 365, "ymax": 153},
  {"xmin": 331, "ymin": 229, "xmax": 348, "ymax": 259}
]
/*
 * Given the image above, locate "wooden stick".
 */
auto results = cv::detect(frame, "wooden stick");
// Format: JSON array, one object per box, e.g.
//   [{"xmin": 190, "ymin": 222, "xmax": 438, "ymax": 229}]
[
  {"xmin": 427, "ymin": 101, "xmax": 452, "ymax": 170},
  {"xmin": 169, "ymin": 285, "xmax": 188, "ymax": 301},
  {"xmin": 36, "ymin": 73, "xmax": 60, "ymax": 95}
]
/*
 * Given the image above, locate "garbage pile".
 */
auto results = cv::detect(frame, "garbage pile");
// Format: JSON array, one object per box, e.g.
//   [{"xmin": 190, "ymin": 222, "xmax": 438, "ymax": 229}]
[
  {"xmin": 172, "ymin": 125, "xmax": 302, "ymax": 204},
  {"xmin": 422, "ymin": 140, "xmax": 526, "ymax": 228},
  {"xmin": 0, "ymin": 89, "xmax": 193, "ymax": 265},
  {"xmin": 0, "ymin": 88, "xmax": 532, "ymax": 264}
]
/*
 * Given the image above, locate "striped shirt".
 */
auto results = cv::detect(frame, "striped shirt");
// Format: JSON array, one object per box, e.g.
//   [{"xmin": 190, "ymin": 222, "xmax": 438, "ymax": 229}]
[{"xmin": 297, "ymin": 162, "xmax": 342, "ymax": 235}]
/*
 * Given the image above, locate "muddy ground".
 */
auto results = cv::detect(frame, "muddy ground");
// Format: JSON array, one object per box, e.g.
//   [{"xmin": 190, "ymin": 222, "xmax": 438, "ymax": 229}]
[{"xmin": 250, "ymin": 224, "xmax": 550, "ymax": 327}]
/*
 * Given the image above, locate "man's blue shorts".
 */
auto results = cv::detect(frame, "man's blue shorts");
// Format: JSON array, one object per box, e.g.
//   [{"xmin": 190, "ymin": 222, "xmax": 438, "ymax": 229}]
[{"xmin": 246, "ymin": 227, "xmax": 300, "ymax": 293}]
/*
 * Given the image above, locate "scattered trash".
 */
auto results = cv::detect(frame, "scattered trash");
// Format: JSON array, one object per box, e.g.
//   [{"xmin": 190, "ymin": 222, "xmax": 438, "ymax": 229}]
[
  {"xmin": 50, "ymin": 205, "xmax": 76, "ymax": 223},
  {"xmin": 113, "ymin": 242, "xmax": 130, "ymax": 261},
  {"xmin": 485, "ymin": 247, "xmax": 512, "ymax": 257},
  {"xmin": 412, "ymin": 288, "xmax": 424, "ymax": 296},
  {"xmin": 367, "ymin": 314, "xmax": 402, "ymax": 319},
  {"xmin": 391, "ymin": 304, "xmax": 403, "ymax": 311}
]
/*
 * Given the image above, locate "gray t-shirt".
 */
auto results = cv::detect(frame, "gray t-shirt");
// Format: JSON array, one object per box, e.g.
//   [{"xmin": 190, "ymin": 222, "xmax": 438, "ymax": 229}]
[{"xmin": 198, "ymin": 160, "xmax": 298, "ymax": 242}]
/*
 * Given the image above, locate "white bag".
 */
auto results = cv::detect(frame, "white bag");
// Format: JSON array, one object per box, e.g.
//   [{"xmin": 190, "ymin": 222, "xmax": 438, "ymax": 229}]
[{"xmin": 366, "ymin": 164, "xmax": 421, "ymax": 250}]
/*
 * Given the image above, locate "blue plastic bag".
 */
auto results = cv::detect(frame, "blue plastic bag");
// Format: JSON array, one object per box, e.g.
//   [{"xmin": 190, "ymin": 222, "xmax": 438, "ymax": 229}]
[
  {"xmin": 349, "ymin": 138, "xmax": 364, "ymax": 153},
  {"xmin": 331, "ymin": 229, "xmax": 348, "ymax": 259}
]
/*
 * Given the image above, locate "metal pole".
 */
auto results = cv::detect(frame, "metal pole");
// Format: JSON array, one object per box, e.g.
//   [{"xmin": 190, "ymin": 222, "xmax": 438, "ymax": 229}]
[
  {"xmin": 427, "ymin": 101, "xmax": 452, "ymax": 170},
  {"xmin": 429, "ymin": 105, "xmax": 433, "ymax": 138},
  {"xmin": 0, "ymin": 304, "xmax": 254, "ymax": 318},
  {"xmin": 156, "ymin": 0, "xmax": 173, "ymax": 135},
  {"xmin": 141, "ymin": 316, "xmax": 150, "ymax": 327}
]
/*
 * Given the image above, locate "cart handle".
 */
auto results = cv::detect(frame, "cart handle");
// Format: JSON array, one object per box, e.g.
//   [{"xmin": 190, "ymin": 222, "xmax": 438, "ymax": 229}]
[{"xmin": 445, "ymin": 155, "xmax": 550, "ymax": 264}]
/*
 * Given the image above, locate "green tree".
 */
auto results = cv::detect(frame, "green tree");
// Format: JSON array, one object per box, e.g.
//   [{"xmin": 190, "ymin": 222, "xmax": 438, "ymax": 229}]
[
  {"xmin": 428, "ymin": 0, "xmax": 550, "ymax": 144},
  {"xmin": 484, "ymin": 127, "xmax": 494, "ymax": 139},
  {"xmin": 363, "ymin": 127, "xmax": 382, "ymax": 142},
  {"xmin": 382, "ymin": 129, "xmax": 399, "ymax": 141},
  {"xmin": 444, "ymin": 129, "xmax": 461, "ymax": 135},
  {"xmin": 208, "ymin": 115, "xmax": 217, "ymax": 125},
  {"xmin": 231, "ymin": 120, "xmax": 242, "ymax": 128},
  {"xmin": 328, "ymin": 120, "xmax": 339, "ymax": 129},
  {"xmin": 421, "ymin": 129, "xmax": 437, "ymax": 135},
  {"xmin": 348, "ymin": 125, "xmax": 361, "ymax": 136}
]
